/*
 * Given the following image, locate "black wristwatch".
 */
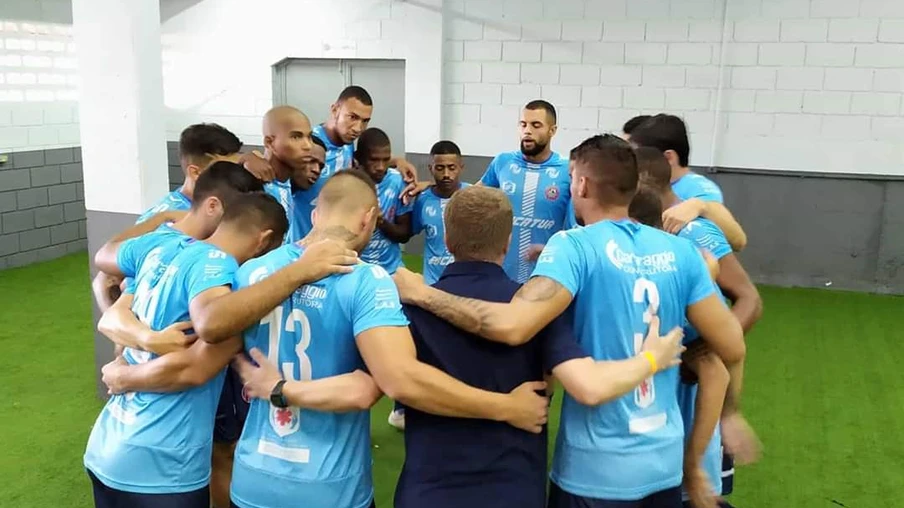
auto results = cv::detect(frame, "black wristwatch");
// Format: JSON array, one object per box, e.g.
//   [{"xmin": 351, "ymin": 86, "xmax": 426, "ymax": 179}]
[{"xmin": 270, "ymin": 379, "xmax": 289, "ymax": 408}]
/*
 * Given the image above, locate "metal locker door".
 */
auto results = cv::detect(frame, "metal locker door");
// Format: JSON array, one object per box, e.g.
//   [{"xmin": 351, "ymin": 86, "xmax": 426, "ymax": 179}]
[
  {"xmin": 345, "ymin": 60, "xmax": 406, "ymax": 156},
  {"xmin": 274, "ymin": 59, "xmax": 346, "ymax": 127}
]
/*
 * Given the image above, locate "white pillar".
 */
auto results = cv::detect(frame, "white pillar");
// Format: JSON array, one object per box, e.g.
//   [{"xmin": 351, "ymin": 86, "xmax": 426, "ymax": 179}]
[
  {"xmin": 73, "ymin": 0, "xmax": 169, "ymax": 215},
  {"xmin": 72, "ymin": 0, "xmax": 169, "ymax": 397}
]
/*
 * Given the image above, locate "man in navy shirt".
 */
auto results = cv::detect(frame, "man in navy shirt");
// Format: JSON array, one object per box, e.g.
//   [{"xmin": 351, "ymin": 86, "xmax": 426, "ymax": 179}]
[{"xmin": 395, "ymin": 186, "xmax": 686, "ymax": 508}]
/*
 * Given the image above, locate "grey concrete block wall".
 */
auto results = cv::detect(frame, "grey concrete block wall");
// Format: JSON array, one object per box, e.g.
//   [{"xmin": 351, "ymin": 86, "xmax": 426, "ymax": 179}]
[{"xmin": 0, "ymin": 147, "xmax": 87, "ymax": 269}]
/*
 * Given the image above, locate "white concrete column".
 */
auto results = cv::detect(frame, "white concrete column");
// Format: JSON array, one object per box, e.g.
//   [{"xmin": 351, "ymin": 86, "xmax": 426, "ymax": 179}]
[
  {"xmin": 72, "ymin": 0, "xmax": 169, "ymax": 397},
  {"xmin": 73, "ymin": 0, "xmax": 169, "ymax": 215}
]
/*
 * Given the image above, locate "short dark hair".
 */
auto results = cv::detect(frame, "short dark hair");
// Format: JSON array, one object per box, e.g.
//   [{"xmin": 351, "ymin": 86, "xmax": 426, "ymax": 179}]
[
  {"xmin": 222, "ymin": 192, "xmax": 288, "ymax": 242},
  {"xmin": 354, "ymin": 127, "xmax": 391, "ymax": 164},
  {"xmin": 629, "ymin": 114, "xmax": 691, "ymax": 167},
  {"xmin": 337, "ymin": 85, "xmax": 373, "ymax": 107},
  {"xmin": 430, "ymin": 140, "xmax": 462, "ymax": 157},
  {"xmin": 634, "ymin": 146, "xmax": 672, "ymax": 194},
  {"xmin": 311, "ymin": 135, "xmax": 327, "ymax": 151},
  {"xmin": 629, "ymin": 187, "xmax": 663, "ymax": 229},
  {"xmin": 445, "ymin": 186, "xmax": 513, "ymax": 262},
  {"xmin": 192, "ymin": 161, "xmax": 264, "ymax": 211},
  {"xmin": 524, "ymin": 100, "xmax": 557, "ymax": 124},
  {"xmin": 622, "ymin": 115, "xmax": 652, "ymax": 135},
  {"xmin": 570, "ymin": 134, "xmax": 638, "ymax": 207},
  {"xmin": 179, "ymin": 123, "xmax": 243, "ymax": 166}
]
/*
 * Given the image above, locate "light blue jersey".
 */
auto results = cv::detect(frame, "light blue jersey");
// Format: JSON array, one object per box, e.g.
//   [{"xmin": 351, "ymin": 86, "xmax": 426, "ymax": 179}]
[
  {"xmin": 293, "ymin": 125, "xmax": 356, "ymax": 237},
  {"xmin": 264, "ymin": 179, "xmax": 298, "ymax": 244},
  {"xmin": 359, "ymin": 169, "xmax": 412, "ymax": 274},
  {"xmin": 85, "ymin": 240, "xmax": 238, "ymax": 494},
  {"xmin": 230, "ymin": 244, "xmax": 408, "ymax": 508},
  {"xmin": 672, "ymin": 172, "xmax": 723, "ymax": 203},
  {"xmin": 480, "ymin": 151, "xmax": 571, "ymax": 283},
  {"xmin": 135, "ymin": 189, "xmax": 192, "ymax": 224},
  {"xmin": 410, "ymin": 183, "xmax": 471, "ymax": 284},
  {"xmin": 533, "ymin": 219, "xmax": 715, "ymax": 501},
  {"xmin": 677, "ymin": 215, "xmax": 733, "ymax": 499}
]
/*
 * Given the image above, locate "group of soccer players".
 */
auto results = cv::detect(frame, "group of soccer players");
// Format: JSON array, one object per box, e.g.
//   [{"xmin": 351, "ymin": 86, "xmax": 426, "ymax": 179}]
[{"xmin": 84, "ymin": 84, "xmax": 763, "ymax": 508}]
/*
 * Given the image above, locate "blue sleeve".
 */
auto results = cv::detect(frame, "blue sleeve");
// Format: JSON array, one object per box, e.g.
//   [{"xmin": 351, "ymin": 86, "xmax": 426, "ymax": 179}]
[
  {"xmin": 682, "ymin": 241, "xmax": 717, "ymax": 306},
  {"xmin": 184, "ymin": 250, "xmax": 240, "ymax": 303},
  {"xmin": 539, "ymin": 310, "xmax": 588, "ymax": 372},
  {"xmin": 679, "ymin": 220, "xmax": 732, "ymax": 260},
  {"xmin": 530, "ymin": 230, "xmax": 584, "ymax": 297},
  {"xmin": 116, "ymin": 235, "xmax": 153, "ymax": 278},
  {"xmin": 696, "ymin": 177, "xmax": 724, "ymax": 203},
  {"xmin": 479, "ymin": 156, "xmax": 500, "ymax": 187},
  {"xmin": 704, "ymin": 222, "xmax": 732, "ymax": 259},
  {"xmin": 350, "ymin": 265, "xmax": 410, "ymax": 336}
]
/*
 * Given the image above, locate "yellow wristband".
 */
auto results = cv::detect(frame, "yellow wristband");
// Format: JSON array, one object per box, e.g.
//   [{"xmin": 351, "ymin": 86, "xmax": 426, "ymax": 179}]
[{"xmin": 642, "ymin": 351, "xmax": 657, "ymax": 374}]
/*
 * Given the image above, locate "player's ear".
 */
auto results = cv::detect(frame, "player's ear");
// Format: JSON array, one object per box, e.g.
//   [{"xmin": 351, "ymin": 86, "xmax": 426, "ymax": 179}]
[
  {"xmin": 549, "ymin": 123, "xmax": 558, "ymax": 137},
  {"xmin": 263, "ymin": 134, "xmax": 275, "ymax": 151},
  {"xmin": 185, "ymin": 163, "xmax": 202, "ymax": 182},
  {"xmin": 363, "ymin": 206, "xmax": 377, "ymax": 228},
  {"xmin": 330, "ymin": 102, "xmax": 340, "ymax": 119},
  {"xmin": 663, "ymin": 149, "xmax": 679, "ymax": 168},
  {"xmin": 256, "ymin": 229, "xmax": 276, "ymax": 256},
  {"xmin": 503, "ymin": 232, "xmax": 512, "ymax": 257},
  {"xmin": 310, "ymin": 208, "xmax": 320, "ymax": 228}
]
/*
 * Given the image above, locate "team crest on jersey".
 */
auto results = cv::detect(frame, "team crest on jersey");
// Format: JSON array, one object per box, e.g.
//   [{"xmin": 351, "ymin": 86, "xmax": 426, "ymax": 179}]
[
  {"xmin": 502, "ymin": 181, "xmax": 517, "ymax": 195},
  {"xmin": 425, "ymin": 224, "xmax": 438, "ymax": 238},
  {"xmin": 546, "ymin": 167, "xmax": 560, "ymax": 179},
  {"xmin": 635, "ymin": 378, "xmax": 655, "ymax": 409},
  {"xmin": 270, "ymin": 406, "xmax": 300, "ymax": 437},
  {"xmin": 425, "ymin": 205, "xmax": 437, "ymax": 217},
  {"xmin": 508, "ymin": 162, "xmax": 522, "ymax": 175},
  {"xmin": 545, "ymin": 185, "xmax": 559, "ymax": 201}
]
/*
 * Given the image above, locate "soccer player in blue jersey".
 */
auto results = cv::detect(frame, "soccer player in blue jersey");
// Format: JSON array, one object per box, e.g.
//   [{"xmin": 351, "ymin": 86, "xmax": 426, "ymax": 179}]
[
  {"xmin": 352, "ymin": 127, "xmax": 413, "ymax": 274},
  {"xmin": 225, "ymin": 169, "xmax": 549, "ymax": 508},
  {"xmin": 86, "ymin": 190, "xmax": 289, "ymax": 508},
  {"xmin": 633, "ymin": 148, "xmax": 762, "ymax": 508},
  {"xmin": 275, "ymin": 86, "xmax": 419, "ymax": 237},
  {"xmin": 393, "ymin": 134, "xmax": 748, "ymax": 508},
  {"xmin": 628, "ymin": 115, "xmax": 747, "ymax": 255},
  {"xmin": 408, "ymin": 140, "xmax": 471, "ymax": 284},
  {"xmin": 479, "ymin": 100, "xmax": 572, "ymax": 283}
]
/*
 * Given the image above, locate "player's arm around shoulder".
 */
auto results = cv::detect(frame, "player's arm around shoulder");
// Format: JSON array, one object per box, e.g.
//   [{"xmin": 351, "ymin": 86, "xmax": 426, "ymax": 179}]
[{"xmin": 715, "ymin": 253, "xmax": 763, "ymax": 333}]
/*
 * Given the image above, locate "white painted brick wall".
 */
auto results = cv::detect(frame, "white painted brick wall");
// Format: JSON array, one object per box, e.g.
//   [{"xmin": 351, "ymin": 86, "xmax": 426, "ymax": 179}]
[{"xmin": 445, "ymin": 0, "xmax": 903, "ymax": 174}]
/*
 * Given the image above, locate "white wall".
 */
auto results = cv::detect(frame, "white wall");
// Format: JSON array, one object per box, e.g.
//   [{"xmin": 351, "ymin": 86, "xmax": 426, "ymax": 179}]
[
  {"xmin": 443, "ymin": 0, "xmax": 904, "ymax": 175},
  {"xmin": 159, "ymin": 0, "xmax": 443, "ymax": 153},
  {"xmin": 0, "ymin": 18, "xmax": 80, "ymax": 153}
]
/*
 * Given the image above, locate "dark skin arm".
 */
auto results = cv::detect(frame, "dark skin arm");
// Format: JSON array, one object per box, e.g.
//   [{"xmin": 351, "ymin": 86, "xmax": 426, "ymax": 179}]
[
  {"xmin": 378, "ymin": 213, "xmax": 413, "ymax": 244},
  {"xmin": 716, "ymin": 253, "xmax": 763, "ymax": 333}
]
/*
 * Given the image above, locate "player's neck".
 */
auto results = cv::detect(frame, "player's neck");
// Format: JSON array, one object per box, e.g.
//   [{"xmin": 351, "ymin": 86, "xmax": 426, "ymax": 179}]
[
  {"xmin": 303, "ymin": 225, "xmax": 360, "ymax": 252},
  {"xmin": 670, "ymin": 165, "xmax": 690, "ymax": 183},
  {"xmin": 178, "ymin": 181, "xmax": 193, "ymax": 200},
  {"xmin": 580, "ymin": 205, "xmax": 630, "ymax": 225},
  {"xmin": 322, "ymin": 121, "xmax": 345, "ymax": 147},
  {"xmin": 432, "ymin": 182, "xmax": 460, "ymax": 199},
  {"xmin": 523, "ymin": 148, "xmax": 552, "ymax": 164},
  {"xmin": 265, "ymin": 150, "xmax": 291, "ymax": 182},
  {"xmin": 173, "ymin": 214, "xmax": 207, "ymax": 239},
  {"xmin": 206, "ymin": 229, "xmax": 252, "ymax": 264}
]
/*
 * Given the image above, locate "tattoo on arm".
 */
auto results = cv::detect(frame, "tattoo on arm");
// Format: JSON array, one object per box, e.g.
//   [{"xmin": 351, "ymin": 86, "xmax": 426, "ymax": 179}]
[
  {"xmin": 515, "ymin": 277, "xmax": 562, "ymax": 303},
  {"xmin": 420, "ymin": 290, "xmax": 495, "ymax": 336}
]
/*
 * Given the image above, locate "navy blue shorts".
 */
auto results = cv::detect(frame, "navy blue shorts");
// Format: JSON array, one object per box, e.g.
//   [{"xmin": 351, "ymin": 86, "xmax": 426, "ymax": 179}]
[
  {"xmin": 721, "ymin": 451, "xmax": 734, "ymax": 495},
  {"xmin": 548, "ymin": 482, "xmax": 682, "ymax": 508},
  {"xmin": 214, "ymin": 366, "xmax": 250, "ymax": 443},
  {"xmin": 88, "ymin": 470, "xmax": 208, "ymax": 508}
]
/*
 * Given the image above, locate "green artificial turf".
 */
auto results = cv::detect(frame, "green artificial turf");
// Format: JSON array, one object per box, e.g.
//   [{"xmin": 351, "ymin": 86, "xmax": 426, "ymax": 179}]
[{"xmin": 0, "ymin": 253, "xmax": 900, "ymax": 507}]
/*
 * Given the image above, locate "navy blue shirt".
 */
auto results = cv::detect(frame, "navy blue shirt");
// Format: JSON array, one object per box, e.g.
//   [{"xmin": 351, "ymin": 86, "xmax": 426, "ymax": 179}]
[{"xmin": 394, "ymin": 261, "xmax": 587, "ymax": 508}]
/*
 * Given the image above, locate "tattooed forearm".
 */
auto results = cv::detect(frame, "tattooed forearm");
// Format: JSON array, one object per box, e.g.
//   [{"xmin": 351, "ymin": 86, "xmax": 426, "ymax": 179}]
[{"xmin": 419, "ymin": 288, "xmax": 501, "ymax": 338}]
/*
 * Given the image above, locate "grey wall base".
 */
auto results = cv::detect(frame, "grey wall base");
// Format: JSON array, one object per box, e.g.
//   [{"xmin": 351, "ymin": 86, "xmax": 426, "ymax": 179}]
[{"xmin": 86, "ymin": 209, "xmax": 139, "ymax": 399}]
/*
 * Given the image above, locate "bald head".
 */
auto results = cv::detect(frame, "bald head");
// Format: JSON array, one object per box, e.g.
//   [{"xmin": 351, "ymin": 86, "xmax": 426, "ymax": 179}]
[
  {"xmin": 317, "ymin": 169, "xmax": 378, "ymax": 215},
  {"xmin": 262, "ymin": 105, "xmax": 315, "ymax": 180}
]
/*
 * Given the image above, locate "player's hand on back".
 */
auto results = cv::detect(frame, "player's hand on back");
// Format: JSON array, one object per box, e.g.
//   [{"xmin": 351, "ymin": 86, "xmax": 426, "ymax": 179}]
[
  {"xmin": 233, "ymin": 347, "xmax": 282, "ymax": 401},
  {"xmin": 641, "ymin": 314, "xmax": 685, "ymax": 372},
  {"xmin": 101, "ymin": 356, "xmax": 129, "ymax": 395},
  {"xmin": 503, "ymin": 381, "xmax": 549, "ymax": 434},
  {"xmin": 682, "ymin": 466, "xmax": 718, "ymax": 508},
  {"xmin": 721, "ymin": 412, "xmax": 761, "ymax": 466},
  {"xmin": 145, "ymin": 321, "xmax": 197, "ymax": 355},
  {"xmin": 242, "ymin": 151, "xmax": 276, "ymax": 182},
  {"xmin": 391, "ymin": 268, "xmax": 425, "ymax": 304},
  {"xmin": 662, "ymin": 198, "xmax": 705, "ymax": 234},
  {"xmin": 295, "ymin": 239, "xmax": 359, "ymax": 281}
]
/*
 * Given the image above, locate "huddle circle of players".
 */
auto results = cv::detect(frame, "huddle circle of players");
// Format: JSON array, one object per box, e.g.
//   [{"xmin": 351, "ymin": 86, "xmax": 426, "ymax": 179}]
[{"xmin": 87, "ymin": 85, "xmax": 763, "ymax": 508}]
